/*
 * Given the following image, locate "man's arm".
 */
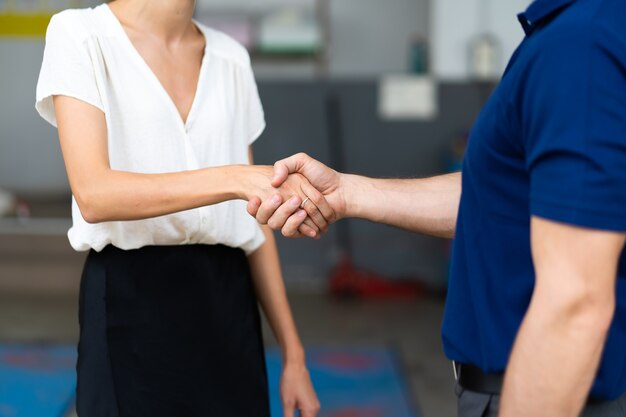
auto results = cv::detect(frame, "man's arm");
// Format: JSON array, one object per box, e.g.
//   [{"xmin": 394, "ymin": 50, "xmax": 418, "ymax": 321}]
[
  {"xmin": 500, "ymin": 217, "xmax": 626, "ymax": 417},
  {"xmin": 340, "ymin": 172, "xmax": 461, "ymax": 239},
  {"xmin": 248, "ymin": 153, "xmax": 461, "ymax": 239}
]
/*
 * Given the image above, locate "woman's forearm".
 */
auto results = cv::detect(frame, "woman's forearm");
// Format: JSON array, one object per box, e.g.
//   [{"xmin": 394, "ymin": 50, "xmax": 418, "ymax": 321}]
[
  {"xmin": 54, "ymin": 95, "xmax": 286, "ymax": 224},
  {"xmin": 76, "ymin": 164, "xmax": 271, "ymax": 223},
  {"xmin": 247, "ymin": 226, "xmax": 305, "ymax": 364}
]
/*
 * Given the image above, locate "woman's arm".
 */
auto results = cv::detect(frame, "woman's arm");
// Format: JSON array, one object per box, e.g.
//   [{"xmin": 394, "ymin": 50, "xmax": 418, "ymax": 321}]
[
  {"xmin": 247, "ymin": 150, "xmax": 320, "ymax": 417},
  {"xmin": 247, "ymin": 225, "xmax": 320, "ymax": 417},
  {"xmin": 53, "ymin": 96, "xmax": 331, "ymax": 232}
]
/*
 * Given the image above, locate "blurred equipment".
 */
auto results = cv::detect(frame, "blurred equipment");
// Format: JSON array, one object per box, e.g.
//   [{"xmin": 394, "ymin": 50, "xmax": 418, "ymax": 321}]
[
  {"xmin": 194, "ymin": 0, "xmax": 330, "ymax": 76},
  {"xmin": 0, "ymin": 189, "xmax": 16, "ymax": 217},
  {"xmin": 468, "ymin": 33, "xmax": 501, "ymax": 80},
  {"xmin": 257, "ymin": 7, "xmax": 323, "ymax": 55},
  {"xmin": 468, "ymin": 0, "xmax": 501, "ymax": 80},
  {"xmin": 409, "ymin": 34, "xmax": 429, "ymax": 75},
  {"xmin": 378, "ymin": 75, "xmax": 438, "ymax": 121},
  {"xmin": 330, "ymin": 257, "xmax": 425, "ymax": 299},
  {"xmin": 198, "ymin": 15, "xmax": 255, "ymax": 49},
  {"xmin": 446, "ymin": 131, "xmax": 470, "ymax": 173}
]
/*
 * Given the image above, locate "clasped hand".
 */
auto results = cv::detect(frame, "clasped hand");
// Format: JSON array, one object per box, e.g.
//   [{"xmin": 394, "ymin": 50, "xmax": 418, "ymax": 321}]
[{"xmin": 247, "ymin": 154, "xmax": 345, "ymax": 238}]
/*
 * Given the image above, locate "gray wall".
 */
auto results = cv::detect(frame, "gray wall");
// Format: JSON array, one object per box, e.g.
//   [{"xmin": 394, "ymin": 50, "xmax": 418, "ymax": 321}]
[
  {"xmin": 0, "ymin": 40, "xmax": 70, "ymax": 195},
  {"xmin": 328, "ymin": 0, "xmax": 428, "ymax": 77}
]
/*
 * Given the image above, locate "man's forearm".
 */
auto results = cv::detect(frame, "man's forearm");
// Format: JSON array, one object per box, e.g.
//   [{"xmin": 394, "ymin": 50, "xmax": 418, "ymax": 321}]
[{"xmin": 341, "ymin": 172, "xmax": 461, "ymax": 238}]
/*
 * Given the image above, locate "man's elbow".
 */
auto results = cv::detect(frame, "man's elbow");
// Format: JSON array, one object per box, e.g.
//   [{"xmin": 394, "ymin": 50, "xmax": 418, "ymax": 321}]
[{"xmin": 554, "ymin": 288, "xmax": 615, "ymax": 336}]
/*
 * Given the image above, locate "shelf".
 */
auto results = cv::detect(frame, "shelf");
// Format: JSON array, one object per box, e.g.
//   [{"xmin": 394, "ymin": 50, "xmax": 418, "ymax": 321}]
[{"xmin": 195, "ymin": 0, "xmax": 330, "ymax": 76}]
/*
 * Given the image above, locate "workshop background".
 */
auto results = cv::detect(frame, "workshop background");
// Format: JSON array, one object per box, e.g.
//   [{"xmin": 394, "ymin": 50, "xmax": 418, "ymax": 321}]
[{"xmin": 0, "ymin": 1, "xmax": 530, "ymax": 416}]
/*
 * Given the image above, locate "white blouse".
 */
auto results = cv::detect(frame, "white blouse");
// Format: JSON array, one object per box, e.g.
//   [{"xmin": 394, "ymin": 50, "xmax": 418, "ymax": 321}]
[{"xmin": 36, "ymin": 4, "xmax": 266, "ymax": 254}]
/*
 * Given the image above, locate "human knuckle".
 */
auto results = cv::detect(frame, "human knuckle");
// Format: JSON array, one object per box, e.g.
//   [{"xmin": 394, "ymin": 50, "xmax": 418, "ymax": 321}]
[
  {"xmin": 304, "ymin": 405, "xmax": 320, "ymax": 414},
  {"xmin": 283, "ymin": 398, "xmax": 297, "ymax": 407},
  {"xmin": 312, "ymin": 193, "xmax": 324, "ymax": 205}
]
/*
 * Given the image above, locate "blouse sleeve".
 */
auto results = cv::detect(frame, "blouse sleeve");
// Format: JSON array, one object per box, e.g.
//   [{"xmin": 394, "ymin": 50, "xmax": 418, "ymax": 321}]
[{"xmin": 35, "ymin": 13, "xmax": 104, "ymax": 127}]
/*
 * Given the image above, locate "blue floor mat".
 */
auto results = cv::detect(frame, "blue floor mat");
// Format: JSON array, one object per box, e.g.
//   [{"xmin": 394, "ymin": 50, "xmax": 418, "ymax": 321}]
[
  {"xmin": 1, "ymin": 345, "xmax": 418, "ymax": 417},
  {"xmin": 267, "ymin": 347, "xmax": 419, "ymax": 417},
  {"xmin": 0, "ymin": 345, "xmax": 76, "ymax": 417}
]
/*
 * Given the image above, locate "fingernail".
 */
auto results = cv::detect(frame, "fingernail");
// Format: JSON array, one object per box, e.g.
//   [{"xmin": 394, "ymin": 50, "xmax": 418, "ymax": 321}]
[
  {"xmin": 298, "ymin": 210, "xmax": 307, "ymax": 217},
  {"xmin": 290, "ymin": 197, "xmax": 300, "ymax": 207},
  {"xmin": 309, "ymin": 231, "xmax": 317, "ymax": 237},
  {"xmin": 271, "ymin": 195, "xmax": 281, "ymax": 204}
]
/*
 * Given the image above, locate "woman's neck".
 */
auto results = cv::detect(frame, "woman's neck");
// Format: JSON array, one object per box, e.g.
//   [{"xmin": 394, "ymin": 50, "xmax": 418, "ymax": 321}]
[{"xmin": 109, "ymin": 0, "xmax": 197, "ymax": 44}]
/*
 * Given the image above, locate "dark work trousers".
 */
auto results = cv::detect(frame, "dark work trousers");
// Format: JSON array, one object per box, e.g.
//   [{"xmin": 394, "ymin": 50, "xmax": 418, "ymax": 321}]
[
  {"xmin": 76, "ymin": 244, "xmax": 270, "ymax": 417},
  {"xmin": 456, "ymin": 383, "xmax": 626, "ymax": 417}
]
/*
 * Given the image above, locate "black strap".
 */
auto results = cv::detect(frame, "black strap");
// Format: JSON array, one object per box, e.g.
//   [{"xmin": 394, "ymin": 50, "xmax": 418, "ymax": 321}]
[
  {"xmin": 456, "ymin": 363, "xmax": 609, "ymax": 405},
  {"xmin": 457, "ymin": 363, "xmax": 503, "ymax": 395}
]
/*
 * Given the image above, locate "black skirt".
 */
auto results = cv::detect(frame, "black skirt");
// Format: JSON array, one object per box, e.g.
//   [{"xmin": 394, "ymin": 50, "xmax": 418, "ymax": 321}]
[{"xmin": 76, "ymin": 244, "xmax": 270, "ymax": 417}]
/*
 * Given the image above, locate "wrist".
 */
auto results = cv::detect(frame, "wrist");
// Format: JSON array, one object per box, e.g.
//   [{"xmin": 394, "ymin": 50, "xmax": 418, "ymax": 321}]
[
  {"xmin": 342, "ymin": 173, "xmax": 373, "ymax": 220},
  {"xmin": 230, "ymin": 164, "xmax": 273, "ymax": 200},
  {"xmin": 281, "ymin": 341, "xmax": 306, "ymax": 367}
]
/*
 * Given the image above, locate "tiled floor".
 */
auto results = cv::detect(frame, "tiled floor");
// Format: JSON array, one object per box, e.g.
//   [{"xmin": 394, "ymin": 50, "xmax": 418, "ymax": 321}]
[{"xmin": 0, "ymin": 291, "xmax": 456, "ymax": 417}]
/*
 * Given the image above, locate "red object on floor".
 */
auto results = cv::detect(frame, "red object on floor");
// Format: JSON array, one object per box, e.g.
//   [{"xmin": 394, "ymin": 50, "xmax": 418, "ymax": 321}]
[{"xmin": 329, "ymin": 256, "xmax": 424, "ymax": 299}]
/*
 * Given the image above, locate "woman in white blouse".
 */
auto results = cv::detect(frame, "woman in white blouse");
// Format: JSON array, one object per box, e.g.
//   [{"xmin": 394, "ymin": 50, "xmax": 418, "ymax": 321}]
[{"xmin": 35, "ymin": 0, "xmax": 334, "ymax": 416}]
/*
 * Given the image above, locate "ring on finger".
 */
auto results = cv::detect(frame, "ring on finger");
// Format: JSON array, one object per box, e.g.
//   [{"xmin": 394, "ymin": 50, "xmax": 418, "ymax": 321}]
[{"xmin": 300, "ymin": 197, "xmax": 310, "ymax": 209}]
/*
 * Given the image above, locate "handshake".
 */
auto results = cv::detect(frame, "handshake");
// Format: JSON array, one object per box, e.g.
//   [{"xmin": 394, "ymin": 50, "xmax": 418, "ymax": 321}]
[
  {"xmin": 244, "ymin": 152, "xmax": 459, "ymax": 240},
  {"xmin": 245, "ymin": 153, "xmax": 347, "ymax": 239}
]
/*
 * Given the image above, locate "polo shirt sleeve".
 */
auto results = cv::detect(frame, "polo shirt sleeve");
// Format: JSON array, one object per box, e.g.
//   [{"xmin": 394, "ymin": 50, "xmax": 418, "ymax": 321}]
[
  {"xmin": 524, "ymin": 26, "xmax": 626, "ymax": 232},
  {"xmin": 36, "ymin": 13, "xmax": 104, "ymax": 128},
  {"xmin": 239, "ymin": 60, "xmax": 266, "ymax": 145}
]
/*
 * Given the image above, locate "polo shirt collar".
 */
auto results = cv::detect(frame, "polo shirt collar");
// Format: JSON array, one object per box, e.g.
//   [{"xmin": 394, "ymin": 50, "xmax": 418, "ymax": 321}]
[{"xmin": 517, "ymin": 0, "xmax": 577, "ymax": 35}]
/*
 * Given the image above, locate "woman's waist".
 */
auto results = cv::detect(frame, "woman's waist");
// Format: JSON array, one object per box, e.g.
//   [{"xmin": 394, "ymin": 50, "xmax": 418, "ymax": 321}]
[{"xmin": 68, "ymin": 211, "xmax": 263, "ymax": 254}]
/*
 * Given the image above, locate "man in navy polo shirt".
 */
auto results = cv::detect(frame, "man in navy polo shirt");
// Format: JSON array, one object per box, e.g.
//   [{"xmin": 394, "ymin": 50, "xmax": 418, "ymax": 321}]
[{"xmin": 248, "ymin": 0, "xmax": 626, "ymax": 415}]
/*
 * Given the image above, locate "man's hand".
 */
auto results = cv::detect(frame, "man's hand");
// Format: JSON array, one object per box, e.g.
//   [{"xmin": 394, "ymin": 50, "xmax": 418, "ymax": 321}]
[
  {"xmin": 247, "ymin": 153, "xmax": 345, "ymax": 238},
  {"xmin": 242, "ymin": 164, "xmax": 332, "ymax": 237}
]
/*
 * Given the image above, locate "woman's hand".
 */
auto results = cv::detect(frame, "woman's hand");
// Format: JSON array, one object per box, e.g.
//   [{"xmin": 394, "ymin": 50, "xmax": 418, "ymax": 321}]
[
  {"xmin": 280, "ymin": 363, "xmax": 321, "ymax": 417},
  {"xmin": 240, "ymin": 165, "xmax": 335, "ymax": 238},
  {"xmin": 247, "ymin": 154, "xmax": 345, "ymax": 238}
]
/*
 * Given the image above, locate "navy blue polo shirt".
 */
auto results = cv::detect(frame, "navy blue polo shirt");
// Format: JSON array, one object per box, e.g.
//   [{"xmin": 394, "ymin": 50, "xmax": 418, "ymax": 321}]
[{"xmin": 443, "ymin": 0, "xmax": 626, "ymax": 400}]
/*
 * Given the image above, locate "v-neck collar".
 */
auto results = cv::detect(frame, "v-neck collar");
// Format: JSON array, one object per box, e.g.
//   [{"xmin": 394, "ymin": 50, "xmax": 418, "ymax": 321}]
[{"xmin": 101, "ymin": 3, "xmax": 209, "ymax": 132}]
